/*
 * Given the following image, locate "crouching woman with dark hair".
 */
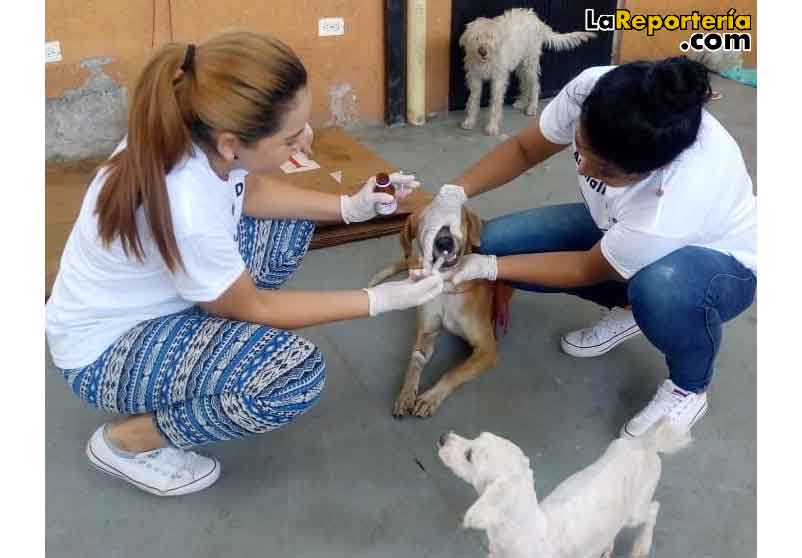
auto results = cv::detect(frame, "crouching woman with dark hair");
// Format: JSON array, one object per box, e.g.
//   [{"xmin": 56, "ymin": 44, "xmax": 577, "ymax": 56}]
[{"xmin": 418, "ymin": 57, "xmax": 756, "ymax": 437}]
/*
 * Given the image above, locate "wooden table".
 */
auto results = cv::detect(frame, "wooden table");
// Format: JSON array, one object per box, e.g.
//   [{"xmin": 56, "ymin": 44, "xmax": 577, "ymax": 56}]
[{"xmin": 45, "ymin": 127, "xmax": 432, "ymax": 296}]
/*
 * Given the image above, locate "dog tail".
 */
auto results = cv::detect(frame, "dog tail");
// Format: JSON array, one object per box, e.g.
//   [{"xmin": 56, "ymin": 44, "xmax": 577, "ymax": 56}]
[
  {"xmin": 368, "ymin": 260, "xmax": 409, "ymax": 288},
  {"xmin": 637, "ymin": 417, "xmax": 693, "ymax": 455},
  {"xmin": 544, "ymin": 30, "xmax": 596, "ymax": 52}
]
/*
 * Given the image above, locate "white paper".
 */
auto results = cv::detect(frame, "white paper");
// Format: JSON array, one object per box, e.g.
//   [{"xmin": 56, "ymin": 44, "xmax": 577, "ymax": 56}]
[{"xmin": 280, "ymin": 152, "xmax": 321, "ymax": 174}]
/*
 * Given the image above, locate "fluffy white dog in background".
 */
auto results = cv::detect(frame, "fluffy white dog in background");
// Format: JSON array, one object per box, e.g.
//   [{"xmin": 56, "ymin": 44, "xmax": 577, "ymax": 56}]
[
  {"xmin": 460, "ymin": 8, "xmax": 596, "ymax": 136},
  {"xmin": 438, "ymin": 420, "xmax": 691, "ymax": 558}
]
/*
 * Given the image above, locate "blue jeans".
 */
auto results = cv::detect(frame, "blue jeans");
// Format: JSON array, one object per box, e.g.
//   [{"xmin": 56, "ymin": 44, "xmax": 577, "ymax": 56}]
[{"xmin": 480, "ymin": 203, "xmax": 756, "ymax": 393}]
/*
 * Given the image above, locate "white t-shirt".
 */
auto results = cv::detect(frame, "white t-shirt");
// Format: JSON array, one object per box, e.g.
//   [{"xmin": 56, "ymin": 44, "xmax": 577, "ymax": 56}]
[
  {"xmin": 539, "ymin": 66, "xmax": 757, "ymax": 280},
  {"xmin": 46, "ymin": 141, "xmax": 248, "ymax": 369}
]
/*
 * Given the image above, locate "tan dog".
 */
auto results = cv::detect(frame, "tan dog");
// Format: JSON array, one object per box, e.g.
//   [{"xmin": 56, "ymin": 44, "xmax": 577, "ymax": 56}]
[{"xmin": 369, "ymin": 208, "xmax": 511, "ymax": 417}]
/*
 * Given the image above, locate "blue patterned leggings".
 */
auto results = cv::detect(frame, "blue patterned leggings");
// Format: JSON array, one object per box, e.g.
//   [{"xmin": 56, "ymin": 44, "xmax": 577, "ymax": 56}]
[{"xmin": 61, "ymin": 218, "xmax": 326, "ymax": 449}]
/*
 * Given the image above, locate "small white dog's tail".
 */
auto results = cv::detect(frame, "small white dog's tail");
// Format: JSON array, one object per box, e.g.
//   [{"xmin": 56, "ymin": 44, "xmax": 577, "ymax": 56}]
[
  {"xmin": 544, "ymin": 30, "xmax": 597, "ymax": 52},
  {"xmin": 637, "ymin": 418, "xmax": 693, "ymax": 455}
]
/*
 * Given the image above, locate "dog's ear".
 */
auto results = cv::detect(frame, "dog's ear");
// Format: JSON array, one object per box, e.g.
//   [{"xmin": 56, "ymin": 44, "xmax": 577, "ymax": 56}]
[
  {"xmin": 463, "ymin": 477, "xmax": 511, "ymax": 531},
  {"xmin": 465, "ymin": 210, "xmax": 483, "ymax": 250},
  {"xmin": 460, "ymin": 18, "xmax": 487, "ymax": 46},
  {"xmin": 400, "ymin": 212, "xmax": 419, "ymax": 260},
  {"xmin": 466, "ymin": 17, "xmax": 489, "ymax": 28}
]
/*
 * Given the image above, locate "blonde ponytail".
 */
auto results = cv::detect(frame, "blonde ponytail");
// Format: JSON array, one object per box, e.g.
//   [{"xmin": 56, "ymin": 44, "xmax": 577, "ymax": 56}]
[{"xmin": 95, "ymin": 32, "xmax": 307, "ymax": 272}]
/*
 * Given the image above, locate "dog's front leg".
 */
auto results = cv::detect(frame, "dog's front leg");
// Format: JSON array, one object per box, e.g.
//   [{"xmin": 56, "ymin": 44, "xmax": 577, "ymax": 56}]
[
  {"xmin": 485, "ymin": 73, "xmax": 509, "ymax": 136},
  {"xmin": 629, "ymin": 501, "xmax": 660, "ymax": 558},
  {"xmin": 461, "ymin": 74, "xmax": 483, "ymax": 130},
  {"xmin": 413, "ymin": 340, "xmax": 498, "ymax": 417},
  {"xmin": 393, "ymin": 314, "xmax": 441, "ymax": 417}
]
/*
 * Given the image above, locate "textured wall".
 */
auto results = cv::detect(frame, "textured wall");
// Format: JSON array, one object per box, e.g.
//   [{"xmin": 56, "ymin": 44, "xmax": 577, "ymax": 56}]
[
  {"xmin": 48, "ymin": 2, "xmax": 756, "ymax": 160},
  {"xmin": 46, "ymin": 1, "xmax": 456, "ymax": 160},
  {"xmin": 46, "ymin": 57, "xmax": 127, "ymax": 161},
  {"xmin": 46, "ymin": 0, "xmax": 389, "ymax": 159},
  {"xmin": 426, "ymin": 0, "xmax": 451, "ymax": 116}
]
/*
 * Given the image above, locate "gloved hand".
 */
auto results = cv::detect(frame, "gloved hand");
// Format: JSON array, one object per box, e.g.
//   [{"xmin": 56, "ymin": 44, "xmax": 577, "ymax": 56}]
[
  {"xmin": 419, "ymin": 184, "xmax": 467, "ymax": 272},
  {"xmin": 364, "ymin": 261, "xmax": 445, "ymax": 316},
  {"xmin": 340, "ymin": 172, "xmax": 421, "ymax": 224},
  {"xmin": 447, "ymin": 254, "xmax": 498, "ymax": 284}
]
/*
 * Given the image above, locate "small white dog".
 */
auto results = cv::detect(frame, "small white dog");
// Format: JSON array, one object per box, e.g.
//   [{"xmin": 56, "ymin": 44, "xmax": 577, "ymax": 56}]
[
  {"xmin": 460, "ymin": 8, "xmax": 596, "ymax": 136},
  {"xmin": 438, "ymin": 420, "xmax": 691, "ymax": 558}
]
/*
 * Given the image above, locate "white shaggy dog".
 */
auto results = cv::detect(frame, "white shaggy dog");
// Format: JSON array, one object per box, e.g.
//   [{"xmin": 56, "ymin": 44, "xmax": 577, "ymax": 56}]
[
  {"xmin": 438, "ymin": 420, "xmax": 690, "ymax": 558},
  {"xmin": 460, "ymin": 8, "xmax": 596, "ymax": 136}
]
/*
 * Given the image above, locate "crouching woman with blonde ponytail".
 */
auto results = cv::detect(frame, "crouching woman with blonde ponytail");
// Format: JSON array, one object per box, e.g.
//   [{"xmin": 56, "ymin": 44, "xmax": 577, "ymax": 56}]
[{"xmin": 45, "ymin": 31, "xmax": 442, "ymax": 496}]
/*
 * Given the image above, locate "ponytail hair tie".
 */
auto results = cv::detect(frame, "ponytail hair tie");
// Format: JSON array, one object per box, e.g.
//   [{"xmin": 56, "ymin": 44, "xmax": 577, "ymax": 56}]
[{"xmin": 181, "ymin": 44, "xmax": 196, "ymax": 73}]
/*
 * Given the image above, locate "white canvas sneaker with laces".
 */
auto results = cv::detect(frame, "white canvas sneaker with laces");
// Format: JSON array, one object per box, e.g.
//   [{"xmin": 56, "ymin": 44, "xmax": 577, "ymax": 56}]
[
  {"xmin": 86, "ymin": 424, "xmax": 221, "ymax": 496},
  {"xmin": 621, "ymin": 379, "xmax": 708, "ymax": 439},
  {"xmin": 561, "ymin": 306, "xmax": 641, "ymax": 357}
]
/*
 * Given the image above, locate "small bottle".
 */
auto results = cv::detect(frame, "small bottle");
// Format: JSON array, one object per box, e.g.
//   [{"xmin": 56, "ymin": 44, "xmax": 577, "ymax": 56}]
[{"xmin": 373, "ymin": 172, "xmax": 397, "ymax": 215}]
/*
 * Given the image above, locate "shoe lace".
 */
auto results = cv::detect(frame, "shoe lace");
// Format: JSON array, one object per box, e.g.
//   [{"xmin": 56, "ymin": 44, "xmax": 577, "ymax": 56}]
[
  {"xmin": 144, "ymin": 448, "xmax": 201, "ymax": 480},
  {"xmin": 640, "ymin": 383, "xmax": 688, "ymax": 423},
  {"xmin": 581, "ymin": 308, "xmax": 621, "ymax": 343},
  {"xmin": 667, "ymin": 392, "xmax": 698, "ymax": 420}
]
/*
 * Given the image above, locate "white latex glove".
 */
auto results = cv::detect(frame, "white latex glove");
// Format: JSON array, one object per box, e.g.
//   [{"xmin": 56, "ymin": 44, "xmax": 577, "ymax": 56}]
[
  {"xmin": 364, "ymin": 259, "xmax": 445, "ymax": 316},
  {"xmin": 340, "ymin": 172, "xmax": 421, "ymax": 224},
  {"xmin": 420, "ymin": 184, "xmax": 467, "ymax": 272},
  {"xmin": 448, "ymin": 254, "xmax": 498, "ymax": 285}
]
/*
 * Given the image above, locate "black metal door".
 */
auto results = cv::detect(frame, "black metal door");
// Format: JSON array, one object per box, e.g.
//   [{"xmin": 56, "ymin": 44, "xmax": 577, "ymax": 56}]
[{"xmin": 449, "ymin": 0, "xmax": 617, "ymax": 111}]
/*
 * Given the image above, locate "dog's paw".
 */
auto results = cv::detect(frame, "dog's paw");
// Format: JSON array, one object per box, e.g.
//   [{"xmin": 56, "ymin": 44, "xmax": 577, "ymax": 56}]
[
  {"xmin": 512, "ymin": 98, "xmax": 527, "ymax": 110},
  {"xmin": 412, "ymin": 389, "xmax": 447, "ymax": 417},
  {"xmin": 629, "ymin": 544, "xmax": 652, "ymax": 558},
  {"xmin": 525, "ymin": 105, "xmax": 538, "ymax": 117},
  {"xmin": 484, "ymin": 123, "xmax": 500, "ymax": 136},
  {"xmin": 393, "ymin": 388, "xmax": 418, "ymax": 417},
  {"xmin": 461, "ymin": 118, "xmax": 477, "ymax": 130}
]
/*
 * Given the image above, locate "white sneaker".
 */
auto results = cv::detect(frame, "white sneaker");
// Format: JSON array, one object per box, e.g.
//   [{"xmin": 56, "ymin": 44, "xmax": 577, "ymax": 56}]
[
  {"xmin": 86, "ymin": 425, "xmax": 221, "ymax": 496},
  {"xmin": 561, "ymin": 306, "xmax": 641, "ymax": 357},
  {"xmin": 621, "ymin": 379, "xmax": 708, "ymax": 438}
]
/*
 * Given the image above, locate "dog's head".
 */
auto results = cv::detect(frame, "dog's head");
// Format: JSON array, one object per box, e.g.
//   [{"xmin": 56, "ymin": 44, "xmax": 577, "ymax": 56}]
[
  {"xmin": 400, "ymin": 206, "xmax": 482, "ymax": 270},
  {"xmin": 438, "ymin": 431, "xmax": 531, "ymax": 492},
  {"xmin": 459, "ymin": 17, "xmax": 499, "ymax": 65},
  {"xmin": 438, "ymin": 431, "xmax": 534, "ymax": 530}
]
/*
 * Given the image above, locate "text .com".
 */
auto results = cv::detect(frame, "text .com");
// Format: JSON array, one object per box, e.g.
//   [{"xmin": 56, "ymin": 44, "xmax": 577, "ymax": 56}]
[{"xmin": 585, "ymin": 8, "xmax": 752, "ymax": 52}]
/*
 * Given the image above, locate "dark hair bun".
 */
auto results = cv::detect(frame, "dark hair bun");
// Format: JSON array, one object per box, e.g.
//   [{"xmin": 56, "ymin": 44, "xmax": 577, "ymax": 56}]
[{"xmin": 642, "ymin": 57, "xmax": 711, "ymax": 119}]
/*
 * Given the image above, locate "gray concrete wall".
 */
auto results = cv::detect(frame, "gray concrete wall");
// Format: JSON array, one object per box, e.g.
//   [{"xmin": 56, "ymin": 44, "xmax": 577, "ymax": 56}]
[{"xmin": 46, "ymin": 57, "xmax": 126, "ymax": 161}]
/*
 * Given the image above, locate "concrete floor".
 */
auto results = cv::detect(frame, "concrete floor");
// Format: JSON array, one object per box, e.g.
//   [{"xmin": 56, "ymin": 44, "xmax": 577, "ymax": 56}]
[{"xmin": 46, "ymin": 75, "xmax": 756, "ymax": 558}]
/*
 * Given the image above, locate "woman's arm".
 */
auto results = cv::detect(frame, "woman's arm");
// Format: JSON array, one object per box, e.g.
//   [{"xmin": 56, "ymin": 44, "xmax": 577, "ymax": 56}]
[
  {"xmin": 200, "ymin": 272, "xmax": 369, "ymax": 328},
  {"xmin": 417, "ymin": 124, "xmax": 569, "ymax": 271},
  {"xmin": 454, "ymin": 122, "xmax": 569, "ymax": 198},
  {"xmin": 450, "ymin": 242, "xmax": 623, "ymax": 289},
  {"xmin": 496, "ymin": 242, "xmax": 623, "ymax": 288},
  {"xmin": 244, "ymin": 173, "xmax": 343, "ymax": 222},
  {"xmin": 200, "ymin": 268, "xmax": 445, "ymax": 328},
  {"xmin": 244, "ymin": 172, "xmax": 419, "ymax": 224}
]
